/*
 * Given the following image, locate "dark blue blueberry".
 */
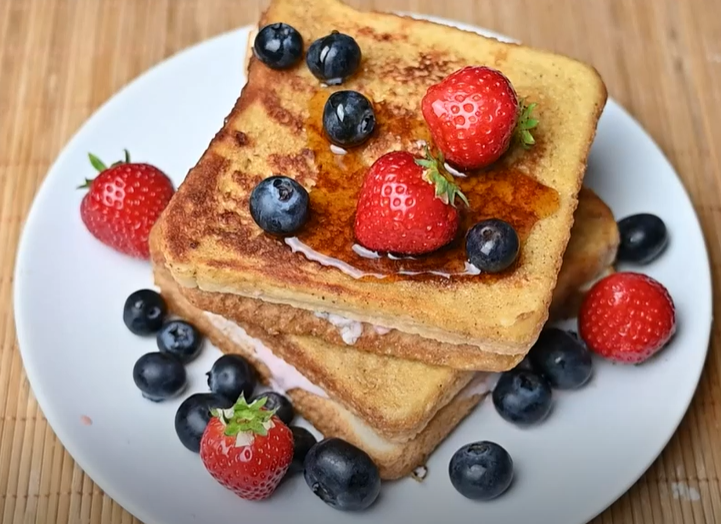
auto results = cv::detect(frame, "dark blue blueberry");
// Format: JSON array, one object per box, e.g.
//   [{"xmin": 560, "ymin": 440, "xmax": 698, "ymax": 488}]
[
  {"xmin": 322, "ymin": 90, "xmax": 376, "ymax": 148},
  {"xmin": 250, "ymin": 391, "xmax": 294, "ymax": 425},
  {"xmin": 465, "ymin": 219, "xmax": 520, "ymax": 273},
  {"xmin": 174, "ymin": 393, "xmax": 234, "ymax": 453},
  {"xmin": 206, "ymin": 354, "xmax": 257, "ymax": 402},
  {"xmin": 288, "ymin": 426, "xmax": 317, "ymax": 475},
  {"xmin": 123, "ymin": 289, "xmax": 167, "ymax": 335},
  {"xmin": 249, "ymin": 176, "xmax": 310, "ymax": 236},
  {"xmin": 492, "ymin": 368, "xmax": 552, "ymax": 426},
  {"xmin": 449, "ymin": 441, "xmax": 514, "ymax": 500},
  {"xmin": 306, "ymin": 31, "xmax": 361, "ymax": 85},
  {"xmin": 253, "ymin": 23, "xmax": 303, "ymax": 69},
  {"xmin": 617, "ymin": 213, "xmax": 668, "ymax": 264},
  {"xmin": 528, "ymin": 327, "xmax": 593, "ymax": 389},
  {"xmin": 156, "ymin": 320, "xmax": 203, "ymax": 363},
  {"xmin": 304, "ymin": 438, "xmax": 381, "ymax": 511},
  {"xmin": 132, "ymin": 352, "xmax": 186, "ymax": 402}
]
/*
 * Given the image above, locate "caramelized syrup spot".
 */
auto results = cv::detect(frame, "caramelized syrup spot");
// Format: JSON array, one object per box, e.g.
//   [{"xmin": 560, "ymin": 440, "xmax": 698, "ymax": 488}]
[{"xmin": 295, "ymin": 90, "xmax": 560, "ymax": 282}]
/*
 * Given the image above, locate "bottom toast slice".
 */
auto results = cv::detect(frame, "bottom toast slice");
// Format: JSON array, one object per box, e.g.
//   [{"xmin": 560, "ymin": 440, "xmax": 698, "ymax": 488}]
[{"xmin": 155, "ymin": 263, "xmax": 487, "ymax": 480}]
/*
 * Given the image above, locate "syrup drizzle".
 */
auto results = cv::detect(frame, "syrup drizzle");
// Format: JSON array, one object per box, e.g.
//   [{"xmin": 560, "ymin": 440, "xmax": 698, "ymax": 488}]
[{"xmin": 290, "ymin": 89, "xmax": 560, "ymax": 281}]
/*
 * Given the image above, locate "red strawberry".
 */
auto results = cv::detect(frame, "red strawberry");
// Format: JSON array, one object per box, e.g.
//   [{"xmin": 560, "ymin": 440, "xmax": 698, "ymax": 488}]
[
  {"xmin": 421, "ymin": 66, "xmax": 537, "ymax": 170},
  {"xmin": 79, "ymin": 150, "xmax": 174, "ymax": 259},
  {"xmin": 578, "ymin": 272, "xmax": 676, "ymax": 364},
  {"xmin": 354, "ymin": 148, "xmax": 468, "ymax": 255},
  {"xmin": 200, "ymin": 396, "xmax": 294, "ymax": 501}
]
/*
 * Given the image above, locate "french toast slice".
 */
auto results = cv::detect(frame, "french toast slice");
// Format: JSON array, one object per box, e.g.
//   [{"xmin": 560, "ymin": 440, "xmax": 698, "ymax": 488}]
[
  {"xmin": 157, "ymin": 0, "xmax": 607, "ymax": 364},
  {"xmin": 156, "ymin": 187, "xmax": 618, "ymax": 371},
  {"xmin": 155, "ymin": 263, "xmax": 487, "ymax": 480}
]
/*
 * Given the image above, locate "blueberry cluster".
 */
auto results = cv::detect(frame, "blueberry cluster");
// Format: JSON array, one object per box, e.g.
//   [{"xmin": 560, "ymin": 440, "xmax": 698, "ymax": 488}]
[{"xmin": 249, "ymin": 24, "xmax": 376, "ymax": 237}]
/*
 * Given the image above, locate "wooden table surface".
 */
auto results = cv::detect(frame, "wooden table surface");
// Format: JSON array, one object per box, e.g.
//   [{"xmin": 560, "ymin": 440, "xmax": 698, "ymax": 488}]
[{"xmin": 1, "ymin": 0, "xmax": 720, "ymax": 522}]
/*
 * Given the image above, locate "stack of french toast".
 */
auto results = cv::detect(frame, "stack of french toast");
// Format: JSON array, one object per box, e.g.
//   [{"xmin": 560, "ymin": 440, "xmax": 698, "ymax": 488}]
[{"xmin": 149, "ymin": 0, "xmax": 612, "ymax": 480}]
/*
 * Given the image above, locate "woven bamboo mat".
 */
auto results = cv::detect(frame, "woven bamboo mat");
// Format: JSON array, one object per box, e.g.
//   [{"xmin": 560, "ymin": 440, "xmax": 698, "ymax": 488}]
[{"xmin": 1, "ymin": 0, "xmax": 720, "ymax": 522}]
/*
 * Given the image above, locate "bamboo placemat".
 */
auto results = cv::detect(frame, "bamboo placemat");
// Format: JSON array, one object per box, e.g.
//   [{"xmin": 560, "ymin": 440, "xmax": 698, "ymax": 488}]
[{"xmin": 1, "ymin": 0, "xmax": 720, "ymax": 522}]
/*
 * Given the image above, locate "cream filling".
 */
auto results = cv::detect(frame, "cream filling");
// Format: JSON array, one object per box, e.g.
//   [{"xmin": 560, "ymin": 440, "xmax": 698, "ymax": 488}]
[
  {"xmin": 204, "ymin": 311, "xmax": 329, "ymax": 399},
  {"xmin": 203, "ymin": 311, "xmax": 496, "ymax": 451},
  {"xmin": 314, "ymin": 311, "xmax": 364, "ymax": 345}
]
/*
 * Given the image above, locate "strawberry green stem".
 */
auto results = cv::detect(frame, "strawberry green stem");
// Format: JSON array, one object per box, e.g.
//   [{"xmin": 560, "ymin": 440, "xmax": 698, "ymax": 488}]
[
  {"xmin": 515, "ymin": 101, "xmax": 538, "ymax": 148},
  {"xmin": 415, "ymin": 146, "xmax": 469, "ymax": 208},
  {"xmin": 211, "ymin": 395, "xmax": 278, "ymax": 438}
]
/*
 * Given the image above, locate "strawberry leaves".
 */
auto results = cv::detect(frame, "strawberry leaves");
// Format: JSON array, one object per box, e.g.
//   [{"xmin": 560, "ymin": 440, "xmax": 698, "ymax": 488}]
[
  {"xmin": 515, "ymin": 102, "xmax": 539, "ymax": 148},
  {"xmin": 415, "ymin": 146, "xmax": 469, "ymax": 208},
  {"xmin": 213, "ymin": 396, "xmax": 278, "ymax": 439}
]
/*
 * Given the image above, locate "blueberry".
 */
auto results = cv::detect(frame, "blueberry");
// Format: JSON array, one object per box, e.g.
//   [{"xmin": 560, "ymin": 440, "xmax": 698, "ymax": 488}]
[
  {"xmin": 249, "ymin": 176, "xmax": 310, "ymax": 236},
  {"xmin": 123, "ymin": 289, "xmax": 167, "ymax": 335},
  {"xmin": 304, "ymin": 438, "xmax": 381, "ymax": 511},
  {"xmin": 466, "ymin": 219, "xmax": 520, "ymax": 273},
  {"xmin": 132, "ymin": 352, "xmax": 187, "ymax": 402},
  {"xmin": 617, "ymin": 213, "xmax": 668, "ymax": 264},
  {"xmin": 206, "ymin": 354, "xmax": 257, "ymax": 402},
  {"xmin": 492, "ymin": 369, "xmax": 552, "ymax": 426},
  {"xmin": 322, "ymin": 90, "xmax": 376, "ymax": 148},
  {"xmin": 306, "ymin": 31, "xmax": 361, "ymax": 85},
  {"xmin": 253, "ymin": 23, "xmax": 303, "ymax": 70},
  {"xmin": 528, "ymin": 327, "xmax": 593, "ymax": 389},
  {"xmin": 288, "ymin": 426, "xmax": 317, "ymax": 475},
  {"xmin": 250, "ymin": 391, "xmax": 294, "ymax": 425},
  {"xmin": 175, "ymin": 393, "xmax": 234, "ymax": 453},
  {"xmin": 156, "ymin": 320, "xmax": 203, "ymax": 363},
  {"xmin": 449, "ymin": 441, "xmax": 513, "ymax": 500}
]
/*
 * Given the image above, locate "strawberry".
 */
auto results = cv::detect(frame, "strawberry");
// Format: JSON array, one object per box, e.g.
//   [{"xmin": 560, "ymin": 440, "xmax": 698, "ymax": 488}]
[
  {"xmin": 421, "ymin": 66, "xmax": 538, "ymax": 170},
  {"xmin": 199, "ymin": 396, "xmax": 294, "ymax": 501},
  {"xmin": 578, "ymin": 272, "xmax": 676, "ymax": 364},
  {"xmin": 78, "ymin": 150, "xmax": 174, "ymax": 259},
  {"xmin": 354, "ymin": 148, "xmax": 468, "ymax": 255}
]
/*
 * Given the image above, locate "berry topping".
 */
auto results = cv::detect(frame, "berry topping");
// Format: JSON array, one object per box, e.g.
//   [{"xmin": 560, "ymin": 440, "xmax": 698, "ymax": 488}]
[
  {"xmin": 579, "ymin": 272, "xmax": 676, "ymax": 364},
  {"xmin": 306, "ymin": 31, "xmax": 362, "ymax": 85},
  {"xmin": 249, "ymin": 176, "xmax": 310, "ymax": 236},
  {"xmin": 207, "ymin": 354, "xmax": 257, "ymax": 402},
  {"xmin": 421, "ymin": 66, "xmax": 537, "ymax": 170},
  {"xmin": 123, "ymin": 289, "xmax": 168, "ymax": 336},
  {"xmin": 79, "ymin": 150, "xmax": 174, "ymax": 259},
  {"xmin": 200, "ymin": 396, "xmax": 294, "ymax": 501},
  {"xmin": 492, "ymin": 369, "xmax": 552, "ymax": 426},
  {"xmin": 303, "ymin": 438, "xmax": 381, "ymax": 511},
  {"xmin": 354, "ymin": 149, "xmax": 466, "ymax": 255},
  {"xmin": 617, "ymin": 213, "xmax": 668, "ymax": 264},
  {"xmin": 132, "ymin": 352, "xmax": 187, "ymax": 402},
  {"xmin": 322, "ymin": 90, "xmax": 376, "ymax": 147},
  {"xmin": 175, "ymin": 393, "xmax": 234, "ymax": 453},
  {"xmin": 288, "ymin": 426, "xmax": 317, "ymax": 475},
  {"xmin": 465, "ymin": 218, "xmax": 520, "ymax": 273},
  {"xmin": 449, "ymin": 441, "xmax": 514, "ymax": 500},
  {"xmin": 253, "ymin": 23, "xmax": 304, "ymax": 70},
  {"xmin": 156, "ymin": 320, "xmax": 203, "ymax": 363},
  {"xmin": 527, "ymin": 327, "xmax": 593, "ymax": 390},
  {"xmin": 250, "ymin": 391, "xmax": 294, "ymax": 425}
]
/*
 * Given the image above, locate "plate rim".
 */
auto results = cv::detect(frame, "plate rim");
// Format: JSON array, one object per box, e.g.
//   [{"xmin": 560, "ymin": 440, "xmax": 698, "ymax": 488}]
[{"xmin": 12, "ymin": 13, "xmax": 713, "ymax": 524}]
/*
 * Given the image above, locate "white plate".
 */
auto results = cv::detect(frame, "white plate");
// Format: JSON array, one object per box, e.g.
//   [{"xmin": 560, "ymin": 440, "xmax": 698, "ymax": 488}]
[{"xmin": 14, "ymin": 15, "xmax": 712, "ymax": 524}]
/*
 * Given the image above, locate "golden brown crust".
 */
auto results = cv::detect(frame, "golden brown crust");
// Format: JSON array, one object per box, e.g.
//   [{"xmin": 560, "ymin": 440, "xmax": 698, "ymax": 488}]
[{"xmin": 156, "ymin": 0, "xmax": 608, "ymax": 361}]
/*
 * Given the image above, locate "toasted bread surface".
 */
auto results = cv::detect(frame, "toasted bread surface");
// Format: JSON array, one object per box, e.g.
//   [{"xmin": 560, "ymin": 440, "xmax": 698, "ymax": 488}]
[
  {"xmin": 157, "ymin": 0, "xmax": 607, "ymax": 360},
  {"xmin": 155, "ymin": 186, "xmax": 617, "ymax": 371}
]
